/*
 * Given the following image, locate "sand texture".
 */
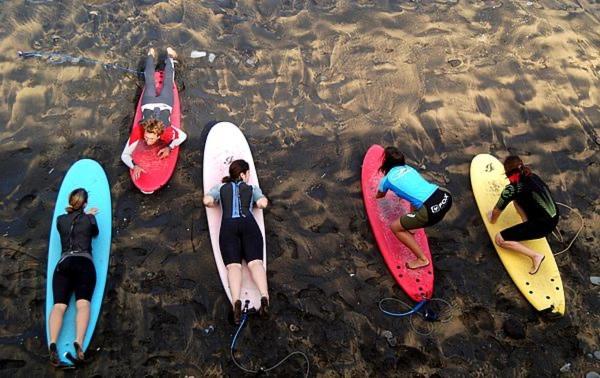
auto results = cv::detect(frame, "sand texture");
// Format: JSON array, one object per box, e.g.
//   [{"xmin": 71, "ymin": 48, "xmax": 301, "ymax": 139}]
[{"xmin": 0, "ymin": 0, "xmax": 598, "ymax": 376}]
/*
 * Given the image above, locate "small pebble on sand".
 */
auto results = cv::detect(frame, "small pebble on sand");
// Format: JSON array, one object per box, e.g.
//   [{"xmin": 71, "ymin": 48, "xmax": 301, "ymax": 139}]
[{"xmin": 560, "ymin": 363, "xmax": 571, "ymax": 373}]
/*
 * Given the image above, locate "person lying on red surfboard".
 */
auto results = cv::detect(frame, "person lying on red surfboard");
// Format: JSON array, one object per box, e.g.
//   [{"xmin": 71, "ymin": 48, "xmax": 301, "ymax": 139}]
[
  {"xmin": 488, "ymin": 155, "xmax": 559, "ymax": 275},
  {"xmin": 120, "ymin": 47, "xmax": 187, "ymax": 179},
  {"xmin": 376, "ymin": 147, "xmax": 453, "ymax": 269}
]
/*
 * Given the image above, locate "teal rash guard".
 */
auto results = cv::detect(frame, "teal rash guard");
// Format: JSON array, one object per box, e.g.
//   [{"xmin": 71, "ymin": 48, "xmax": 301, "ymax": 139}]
[{"xmin": 378, "ymin": 165, "xmax": 438, "ymax": 209}]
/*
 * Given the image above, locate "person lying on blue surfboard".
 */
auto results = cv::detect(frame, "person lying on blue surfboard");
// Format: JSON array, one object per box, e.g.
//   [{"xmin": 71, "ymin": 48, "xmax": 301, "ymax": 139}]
[
  {"xmin": 203, "ymin": 159, "xmax": 270, "ymax": 324},
  {"xmin": 121, "ymin": 47, "xmax": 187, "ymax": 179},
  {"xmin": 376, "ymin": 147, "xmax": 453, "ymax": 269},
  {"xmin": 48, "ymin": 189, "xmax": 99, "ymax": 366},
  {"xmin": 488, "ymin": 155, "xmax": 559, "ymax": 275}
]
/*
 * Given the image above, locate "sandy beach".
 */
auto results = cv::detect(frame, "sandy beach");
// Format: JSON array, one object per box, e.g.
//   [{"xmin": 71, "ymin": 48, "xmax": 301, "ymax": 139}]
[{"xmin": 0, "ymin": 0, "xmax": 599, "ymax": 376}]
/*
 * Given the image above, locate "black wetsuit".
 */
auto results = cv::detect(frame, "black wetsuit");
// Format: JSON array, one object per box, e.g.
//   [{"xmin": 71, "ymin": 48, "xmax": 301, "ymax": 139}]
[
  {"xmin": 496, "ymin": 173, "xmax": 559, "ymax": 241},
  {"xmin": 217, "ymin": 181, "xmax": 264, "ymax": 265},
  {"xmin": 52, "ymin": 210, "xmax": 98, "ymax": 305}
]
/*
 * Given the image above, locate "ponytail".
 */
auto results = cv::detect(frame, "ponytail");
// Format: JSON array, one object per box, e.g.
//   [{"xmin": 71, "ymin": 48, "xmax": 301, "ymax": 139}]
[{"xmin": 66, "ymin": 188, "xmax": 88, "ymax": 213}]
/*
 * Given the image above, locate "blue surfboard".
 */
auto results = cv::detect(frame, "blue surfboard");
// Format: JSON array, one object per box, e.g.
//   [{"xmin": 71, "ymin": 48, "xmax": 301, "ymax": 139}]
[{"xmin": 45, "ymin": 159, "xmax": 111, "ymax": 365}]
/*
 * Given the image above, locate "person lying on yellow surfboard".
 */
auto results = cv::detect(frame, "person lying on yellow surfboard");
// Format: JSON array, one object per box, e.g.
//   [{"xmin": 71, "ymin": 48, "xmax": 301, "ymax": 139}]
[{"xmin": 488, "ymin": 155, "xmax": 560, "ymax": 275}]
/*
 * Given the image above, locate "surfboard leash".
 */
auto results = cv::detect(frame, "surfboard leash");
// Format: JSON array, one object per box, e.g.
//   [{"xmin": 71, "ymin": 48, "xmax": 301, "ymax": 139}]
[
  {"xmin": 379, "ymin": 297, "xmax": 454, "ymax": 336},
  {"xmin": 17, "ymin": 50, "xmax": 143, "ymax": 75},
  {"xmin": 230, "ymin": 301, "xmax": 310, "ymax": 377},
  {"xmin": 552, "ymin": 202, "xmax": 584, "ymax": 256}
]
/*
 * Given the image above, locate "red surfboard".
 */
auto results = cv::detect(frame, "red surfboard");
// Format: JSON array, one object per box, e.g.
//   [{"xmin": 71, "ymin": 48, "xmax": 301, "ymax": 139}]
[
  {"xmin": 129, "ymin": 71, "xmax": 181, "ymax": 194},
  {"xmin": 361, "ymin": 144, "xmax": 434, "ymax": 302}
]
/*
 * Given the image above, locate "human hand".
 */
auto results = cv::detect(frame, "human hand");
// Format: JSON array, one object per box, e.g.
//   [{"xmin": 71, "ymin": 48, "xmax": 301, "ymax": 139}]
[
  {"xmin": 488, "ymin": 210, "xmax": 497, "ymax": 224},
  {"xmin": 158, "ymin": 147, "xmax": 171, "ymax": 159},
  {"xmin": 256, "ymin": 197, "xmax": 268, "ymax": 209},
  {"xmin": 133, "ymin": 165, "xmax": 146, "ymax": 180},
  {"xmin": 203, "ymin": 195, "xmax": 216, "ymax": 207},
  {"xmin": 87, "ymin": 208, "xmax": 99, "ymax": 215}
]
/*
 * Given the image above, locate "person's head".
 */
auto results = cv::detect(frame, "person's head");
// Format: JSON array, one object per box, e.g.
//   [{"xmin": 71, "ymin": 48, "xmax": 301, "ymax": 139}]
[
  {"xmin": 222, "ymin": 159, "xmax": 250, "ymax": 183},
  {"xmin": 141, "ymin": 118, "xmax": 165, "ymax": 146},
  {"xmin": 379, "ymin": 146, "xmax": 406, "ymax": 174},
  {"xmin": 503, "ymin": 155, "xmax": 531, "ymax": 182},
  {"xmin": 66, "ymin": 188, "xmax": 88, "ymax": 213}
]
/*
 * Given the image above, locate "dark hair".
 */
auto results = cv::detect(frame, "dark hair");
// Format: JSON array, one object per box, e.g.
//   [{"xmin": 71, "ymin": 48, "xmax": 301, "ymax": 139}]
[
  {"xmin": 66, "ymin": 188, "xmax": 88, "ymax": 213},
  {"xmin": 222, "ymin": 159, "xmax": 250, "ymax": 183},
  {"xmin": 379, "ymin": 147, "xmax": 406, "ymax": 174},
  {"xmin": 503, "ymin": 155, "xmax": 531, "ymax": 177},
  {"xmin": 141, "ymin": 118, "xmax": 165, "ymax": 135}
]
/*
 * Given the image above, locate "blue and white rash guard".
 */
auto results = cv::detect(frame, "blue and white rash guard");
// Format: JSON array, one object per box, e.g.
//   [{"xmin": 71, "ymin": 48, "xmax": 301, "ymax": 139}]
[
  {"xmin": 378, "ymin": 165, "xmax": 438, "ymax": 209},
  {"xmin": 208, "ymin": 181, "xmax": 264, "ymax": 219}
]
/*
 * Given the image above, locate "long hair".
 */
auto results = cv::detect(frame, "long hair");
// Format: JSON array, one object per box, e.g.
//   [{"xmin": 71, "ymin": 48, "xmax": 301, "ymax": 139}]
[
  {"xmin": 222, "ymin": 159, "xmax": 250, "ymax": 183},
  {"xmin": 503, "ymin": 155, "xmax": 532, "ymax": 177},
  {"xmin": 379, "ymin": 147, "xmax": 406, "ymax": 175},
  {"xmin": 66, "ymin": 188, "xmax": 88, "ymax": 213}
]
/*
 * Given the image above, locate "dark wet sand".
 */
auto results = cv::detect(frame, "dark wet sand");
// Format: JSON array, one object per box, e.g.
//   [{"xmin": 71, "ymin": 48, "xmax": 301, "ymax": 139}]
[{"xmin": 1, "ymin": 0, "xmax": 599, "ymax": 376}]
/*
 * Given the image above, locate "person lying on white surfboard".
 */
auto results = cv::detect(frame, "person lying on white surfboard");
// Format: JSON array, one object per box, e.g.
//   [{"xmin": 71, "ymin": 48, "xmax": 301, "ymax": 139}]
[
  {"xmin": 203, "ymin": 159, "xmax": 270, "ymax": 324},
  {"xmin": 376, "ymin": 147, "xmax": 453, "ymax": 269},
  {"xmin": 488, "ymin": 155, "xmax": 559, "ymax": 275},
  {"xmin": 120, "ymin": 47, "xmax": 187, "ymax": 180}
]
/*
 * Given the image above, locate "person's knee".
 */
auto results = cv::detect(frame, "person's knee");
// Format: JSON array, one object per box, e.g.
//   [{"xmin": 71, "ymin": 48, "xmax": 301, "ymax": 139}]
[
  {"xmin": 495, "ymin": 233, "xmax": 508, "ymax": 247},
  {"xmin": 247, "ymin": 259, "xmax": 263, "ymax": 268},
  {"xmin": 53, "ymin": 303, "xmax": 68, "ymax": 313},
  {"xmin": 76, "ymin": 300, "xmax": 90, "ymax": 311},
  {"xmin": 226, "ymin": 263, "xmax": 242, "ymax": 271},
  {"xmin": 390, "ymin": 221, "xmax": 405, "ymax": 233}
]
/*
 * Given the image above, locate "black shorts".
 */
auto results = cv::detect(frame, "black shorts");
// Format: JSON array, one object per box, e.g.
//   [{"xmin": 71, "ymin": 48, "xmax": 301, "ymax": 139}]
[
  {"xmin": 52, "ymin": 256, "xmax": 96, "ymax": 305},
  {"xmin": 400, "ymin": 188, "xmax": 453, "ymax": 230},
  {"xmin": 500, "ymin": 215, "xmax": 559, "ymax": 242},
  {"xmin": 219, "ymin": 217, "xmax": 264, "ymax": 266}
]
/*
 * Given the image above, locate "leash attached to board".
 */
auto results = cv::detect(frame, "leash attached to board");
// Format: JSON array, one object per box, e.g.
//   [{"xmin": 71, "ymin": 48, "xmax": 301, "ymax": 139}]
[
  {"xmin": 230, "ymin": 301, "xmax": 310, "ymax": 377},
  {"xmin": 18, "ymin": 50, "xmax": 143, "ymax": 75},
  {"xmin": 379, "ymin": 297, "xmax": 454, "ymax": 336}
]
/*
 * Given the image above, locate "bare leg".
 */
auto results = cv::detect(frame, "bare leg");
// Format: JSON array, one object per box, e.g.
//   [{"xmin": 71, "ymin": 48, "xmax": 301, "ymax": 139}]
[
  {"xmin": 75, "ymin": 300, "xmax": 90, "ymax": 347},
  {"xmin": 226, "ymin": 263, "xmax": 243, "ymax": 305},
  {"xmin": 247, "ymin": 259, "xmax": 269, "ymax": 299},
  {"xmin": 49, "ymin": 303, "xmax": 68, "ymax": 343},
  {"xmin": 495, "ymin": 233, "xmax": 545, "ymax": 274},
  {"xmin": 390, "ymin": 219, "xmax": 430, "ymax": 269}
]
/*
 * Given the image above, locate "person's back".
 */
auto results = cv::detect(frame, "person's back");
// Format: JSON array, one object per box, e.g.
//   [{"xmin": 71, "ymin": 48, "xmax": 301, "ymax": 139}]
[
  {"xmin": 501, "ymin": 173, "xmax": 558, "ymax": 221},
  {"xmin": 57, "ymin": 210, "xmax": 98, "ymax": 254},
  {"xmin": 380, "ymin": 165, "xmax": 438, "ymax": 209}
]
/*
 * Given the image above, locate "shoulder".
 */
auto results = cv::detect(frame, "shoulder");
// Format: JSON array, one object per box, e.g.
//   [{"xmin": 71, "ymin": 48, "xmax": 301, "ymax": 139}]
[{"xmin": 500, "ymin": 184, "xmax": 517, "ymax": 197}]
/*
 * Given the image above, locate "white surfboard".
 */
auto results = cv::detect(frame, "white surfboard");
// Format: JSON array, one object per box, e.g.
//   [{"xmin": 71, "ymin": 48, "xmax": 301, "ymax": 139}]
[{"xmin": 203, "ymin": 122, "xmax": 266, "ymax": 311}]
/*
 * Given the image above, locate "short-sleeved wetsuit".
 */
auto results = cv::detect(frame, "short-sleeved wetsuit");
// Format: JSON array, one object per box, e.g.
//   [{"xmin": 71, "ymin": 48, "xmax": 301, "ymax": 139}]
[
  {"xmin": 378, "ymin": 165, "xmax": 453, "ymax": 230},
  {"xmin": 53, "ymin": 210, "xmax": 98, "ymax": 305},
  {"xmin": 208, "ymin": 181, "xmax": 265, "ymax": 265},
  {"xmin": 496, "ymin": 173, "xmax": 559, "ymax": 241}
]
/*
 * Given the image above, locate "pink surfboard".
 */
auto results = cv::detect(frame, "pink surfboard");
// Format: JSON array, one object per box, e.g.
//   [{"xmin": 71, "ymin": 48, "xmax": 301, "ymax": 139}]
[
  {"xmin": 361, "ymin": 144, "xmax": 434, "ymax": 301},
  {"xmin": 129, "ymin": 71, "xmax": 181, "ymax": 194},
  {"xmin": 203, "ymin": 122, "xmax": 267, "ymax": 311}
]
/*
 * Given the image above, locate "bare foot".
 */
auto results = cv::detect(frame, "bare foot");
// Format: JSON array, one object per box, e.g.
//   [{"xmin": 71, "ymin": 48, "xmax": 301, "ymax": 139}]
[
  {"xmin": 529, "ymin": 254, "xmax": 545, "ymax": 275},
  {"xmin": 406, "ymin": 258, "xmax": 430, "ymax": 270},
  {"xmin": 166, "ymin": 47, "xmax": 177, "ymax": 59},
  {"xmin": 148, "ymin": 47, "xmax": 157, "ymax": 60}
]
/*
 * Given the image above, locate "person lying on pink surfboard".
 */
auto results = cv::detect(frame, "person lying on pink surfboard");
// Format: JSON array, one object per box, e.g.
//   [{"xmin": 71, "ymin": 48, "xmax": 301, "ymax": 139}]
[
  {"xmin": 203, "ymin": 159, "xmax": 270, "ymax": 325},
  {"xmin": 376, "ymin": 147, "xmax": 453, "ymax": 269},
  {"xmin": 120, "ymin": 47, "xmax": 187, "ymax": 180}
]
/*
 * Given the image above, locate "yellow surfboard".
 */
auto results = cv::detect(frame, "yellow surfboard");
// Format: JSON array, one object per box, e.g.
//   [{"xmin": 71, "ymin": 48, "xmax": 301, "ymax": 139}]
[{"xmin": 470, "ymin": 154, "xmax": 565, "ymax": 315}]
